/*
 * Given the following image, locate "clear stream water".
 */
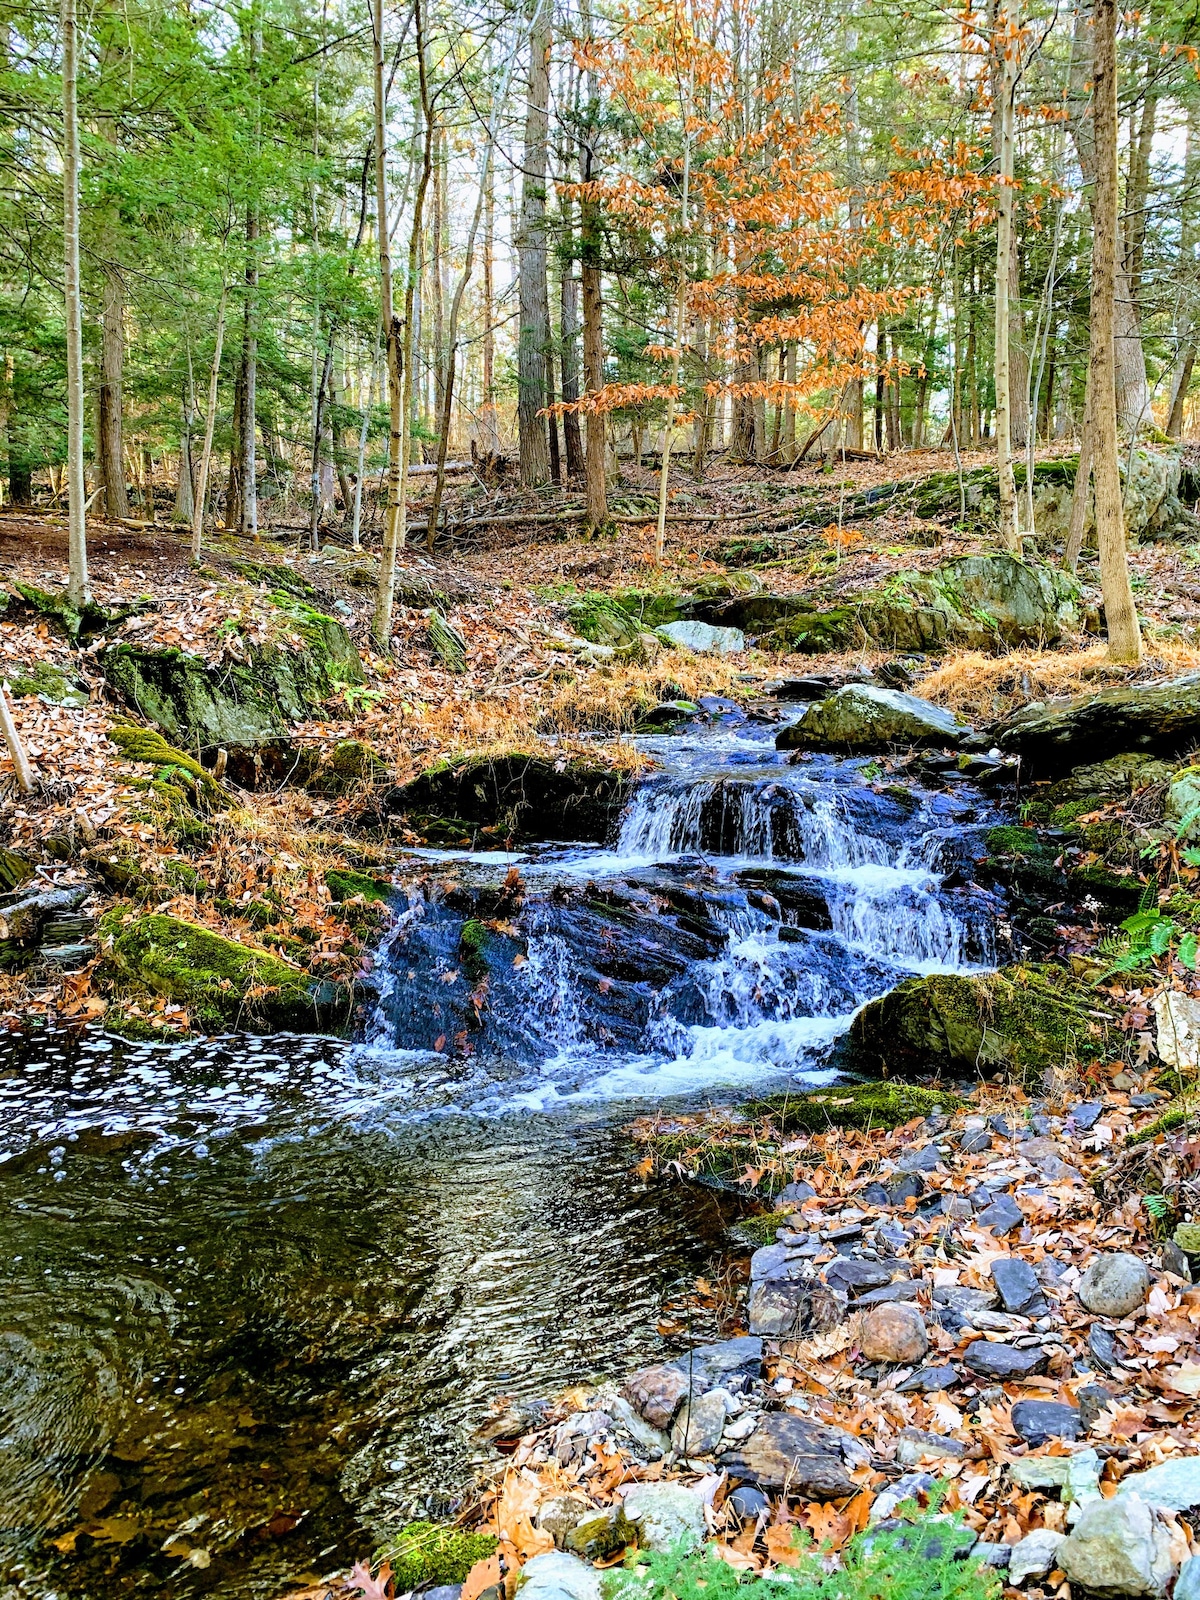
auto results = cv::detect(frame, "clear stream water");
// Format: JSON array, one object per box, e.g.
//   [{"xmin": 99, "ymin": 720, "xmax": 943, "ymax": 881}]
[{"xmin": 0, "ymin": 717, "xmax": 1005, "ymax": 1598}]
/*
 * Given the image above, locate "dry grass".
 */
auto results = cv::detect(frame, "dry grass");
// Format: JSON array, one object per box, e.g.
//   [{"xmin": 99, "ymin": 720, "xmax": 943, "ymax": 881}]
[
  {"xmin": 917, "ymin": 636, "xmax": 1200, "ymax": 724},
  {"xmin": 537, "ymin": 652, "xmax": 749, "ymax": 734}
]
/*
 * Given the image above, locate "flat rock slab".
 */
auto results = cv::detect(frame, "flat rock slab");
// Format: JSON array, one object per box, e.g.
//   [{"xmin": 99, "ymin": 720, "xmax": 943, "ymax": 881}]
[
  {"xmin": 963, "ymin": 1341, "xmax": 1048, "ymax": 1380},
  {"xmin": 1117, "ymin": 1458, "xmax": 1200, "ymax": 1512},
  {"xmin": 897, "ymin": 1364, "xmax": 961, "ymax": 1393},
  {"xmin": 824, "ymin": 1258, "xmax": 895, "ymax": 1296},
  {"xmin": 1011, "ymin": 1400, "xmax": 1082, "ymax": 1446},
  {"xmin": 976, "ymin": 1194, "xmax": 1026, "ymax": 1233},
  {"xmin": 719, "ymin": 1413, "xmax": 866, "ymax": 1498},
  {"xmin": 994, "ymin": 671, "xmax": 1200, "ymax": 777},
  {"xmin": 991, "ymin": 1257, "xmax": 1049, "ymax": 1315}
]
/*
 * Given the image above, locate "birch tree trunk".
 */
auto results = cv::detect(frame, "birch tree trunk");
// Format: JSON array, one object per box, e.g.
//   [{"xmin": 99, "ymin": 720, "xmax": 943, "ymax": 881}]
[
  {"xmin": 1090, "ymin": 0, "xmax": 1141, "ymax": 661},
  {"xmin": 580, "ymin": 0, "xmax": 607, "ymax": 532},
  {"xmin": 62, "ymin": 0, "xmax": 89, "ymax": 606}
]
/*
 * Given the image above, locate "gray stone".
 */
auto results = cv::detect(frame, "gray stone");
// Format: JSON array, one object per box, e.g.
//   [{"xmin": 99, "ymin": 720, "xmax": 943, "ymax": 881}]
[
  {"xmin": 963, "ymin": 1341, "xmax": 1047, "ymax": 1380},
  {"xmin": 994, "ymin": 672, "xmax": 1200, "ymax": 778},
  {"xmin": 1079, "ymin": 1386, "xmax": 1119, "ymax": 1433},
  {"xmin": 1009, "ymin": 1448, "xmax": 1101, "ymax": 1505},
  {"xmin": 934, "ymin": 1285, "xmax": 999, "ymax": 1315},
  {"xmin": 978, "ymin": 1544, "xmax": 1012, "ymax": 1570},
  {"xmin": 895, "ymin": 1428, "xmax": 966, "ymax": 1466},
  {"xmin": 859, "ymin": 1302, "xmax": 929, "ymax": 1366},
  {"xmin": 991, "ymin": 1258, "xmax": 1049, "ymax": 1316},
  {"xmin": 1089, "ymin": 1325, "xmax": 1121, "ymax": 1370},
  {"xmin": 518, "ymin": 1551, "xmax": 602, "ymax": 1600},
  {"xmin": 669, "ymin": 1337, "xmax": 762, "ymax": 1392},
  {"xmin": 897, "ymin": 1144, "xmax": 943, "ymax": 1173},
  {"xmin": 1056, "ymin": 1494, "xmax": 1175, "ymax": 1596},
  {"xmin": 621, "ymin": 1364, "xmax": 690, "ymax": 1429},
  {"xmin": 824, "ymin": 1258, "xmax": 894, "ymax": 1296},
  {"xmin": 854, "ymin": 1281, "xmax": 921, "ymax": 1307},
  {"xmin": 656, "ymin": 620, "xmax": 745, "ymax": 655},
  {"xmin": 1078, "ymin": 1253, "xmax": 1150, "ymax": 1318},
  {"xmin": 565, "ymin": 1506, "xmax": 634, "ymax": 1560},
  {"xmin": 671, "ymin": 1391, "xmax": 728, "ymax": 1459},
  {"xmin": 777, "ymin": 685, "xmax": 965, "ymax": 752},
  {"xmin": 990, "ymin": 1115, "xmax": 1013, "ymax": 1136},
  {"xmin": 536, "ymin": 1494, "xmax": 592, "ymax": 1546},
  {"xmin": 1009, "ymin": 1529, "xmax": 1067, "ymax": 1586},
  {"xmin": 897, "ymin": 1364, "xmax": 961, "ymax": 1394},
  {"xmin": 868, "ymin": 1472, "xmax": 936, "ymax": 1523},
  {"xmin": 750, "ymin": 1244, "xmax": 812, "ymax": 1284},
  {"xmin": 728, "ymin": 1486, "xmax": 768, "ymax": 1522},
  {"xmin": 1117, "ymin": 1458, "xmax": 1200, "ymax": 1513},
  {"xmin": 748, "ymin": 1278, "xmax": 812, "ymax": 1336},
  {"xmin": 1161, "ymin": 1241, "xmax": 1192, "ymax": 1282},
  {"xmin": 976, "ymin": 1194, "xmax": 1025, "ymax": 1234},
  {"xmin": 774, "ymin": 1181, "xmax": 817, "ymax": 1208},
  {"xmin": 1010, "ymin": 1400, "xmax": 1082, "ymax": 1446},
  {"xmin": 1073, "ymin": 1101, "xmax": 1104, "ymax": 1131},
  {"xmin": 719, "ymin": 1412, "xmax": 867, "ymax": 1498},
  {"xmin": 960, "ymin": 1129, "xmax": 993, "ymax": 1154},
  {"xmin": 1175, "ymin": 1557, "xmax": 1200, "ymax": 1600},
  {"xmin": 608, "ymin": 1396, "xmax": 670, "ymax": 1456},
  {"xmin": 622, "ymin": 1483, "xmax": 707, "ymax": 1552}
]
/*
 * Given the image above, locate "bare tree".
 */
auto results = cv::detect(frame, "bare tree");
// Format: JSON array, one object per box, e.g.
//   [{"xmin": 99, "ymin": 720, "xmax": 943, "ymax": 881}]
[
  {"xmin": 516, "ymin": 0, "xmax": 552, "ymax": 486},
  {"xmin": 191, "ymin": 286, "xmax": 227, "ymax": 562},
  {"xmin": 62, "ymin": 0, "xmax": 89, "ymax": 606}
]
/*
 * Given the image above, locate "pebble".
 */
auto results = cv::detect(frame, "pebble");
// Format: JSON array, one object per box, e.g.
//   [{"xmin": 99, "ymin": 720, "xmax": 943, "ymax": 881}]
[
  {"xmin": 537, "ymin": 1494, "xmax": 591, "ymax": 1545},
  {"xmin": 991, "ymin": 1257, "xmax": 1049, "ymax": 1315},
  {"xmin": 894, "ymin": 1427, "xmax": 965, "ymax": 1465},
  {"xmin": 774, "ymin": 1181, "xmax": 816, "ymax": 1209},
  {"xmin": 1009, "ymin": 1528, "xmax": 1066, "ymax": 1586},
  {"xmin": 1161, "ymin": 1240, "xmax": 1192, "ymax": 1282},
  {"xmin": 729, "ymin": 1485, "xmax": 768, "ymax": 1521},
  {"xmin": 959, "ymin": 1129, "xmax": 992, "ymax": 1154},
  {"xmin": 1089, "ymin": 1325, "xmax": 1121, "ymax": 1370},
  {"xmin": 963, "ymin": 1341, "xmax": 1048, "ymax": 1379},
  {"xmin": 989, "ymin": 1115, "xmax": 1013, "ymax": 1137},
  {"xmin": 1010, "ymin": 1399, "xmax": 1082, "ymax": 1446},
  {"xmin": 1078, "ymin": 1252, "xmax": 1150, "ymax": 1318},
  {"xmin": 859, "ymin": 1302, "xmax": 929, "ymax": 1366},
  {"xmin": 896, "ymin": 1144, "xmax": 943, "ymax": 1173}
]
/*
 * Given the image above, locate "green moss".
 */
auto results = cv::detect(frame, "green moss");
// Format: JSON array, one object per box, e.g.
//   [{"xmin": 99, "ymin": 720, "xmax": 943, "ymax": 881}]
[
  {"xmin": 232, "ymin": 560, "xmax": 316, "ymax": 597},
  {"xmin": 108, "ymin": 722, "xmax": 229, "ymax": 808},
  {"xmin": 728, "ymin": 1211, "xmax": 786, "ymax": 1248},
  {"xmin": 306, "ymin": 739, "xmax": 389, "ymax": 796},
  {"xmin": 100, "ymin": 910, "xmax": 354, "ymax": 1035},
  {"xmin": 1066, "ymin": 863, "xmax": 1145, "ymax": 915},
  {"xmin": 459, "ymin": 918, "xmax": 489, "ymax": 981},
  {"xmin": 4, "ymin": 660, "xmax": 89, "ymax": 706},
  {"xmin": 744, "ymin": 1082, "xmax": 959, "ymax": 1133},
  {"xmin": 428, "ymin": 613, "xmax": 468, "ymax": 672},
  {"xmin": 568, "ymin": 592, "xmax": 644, "ymax": 645},
  {"xmin": 325, "ymin": 868, "xmax": 392, "ymax": 905},
  {"xmin": 375, "ymin": 1523, "xmax": 497, "ymax": 1592},
  {"xmin": 985, "ymin": 824, "xmax": 1046, "ymax": 857},
  {"xmin": 0, "ymin": 847, "xmax": 33, "ymax": 893}
]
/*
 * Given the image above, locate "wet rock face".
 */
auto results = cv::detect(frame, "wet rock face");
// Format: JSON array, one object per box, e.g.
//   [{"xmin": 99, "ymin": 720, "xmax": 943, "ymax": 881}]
[
  {"xmin": 993, "ymin": 673, "xmax": 1200, "ymax": 777},
  {"xmin": 777, "ymin": 685, "xmax": 965, "ymax": 752},
  {"xmin": 379, "ymin": 753, "xmax": 632, "ymax": 845}
]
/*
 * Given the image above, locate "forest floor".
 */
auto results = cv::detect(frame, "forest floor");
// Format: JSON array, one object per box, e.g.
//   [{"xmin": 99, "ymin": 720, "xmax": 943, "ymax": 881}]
[{"xmin": 8, "ymin": 445, "xmax": 1200, "ymax": 1600}]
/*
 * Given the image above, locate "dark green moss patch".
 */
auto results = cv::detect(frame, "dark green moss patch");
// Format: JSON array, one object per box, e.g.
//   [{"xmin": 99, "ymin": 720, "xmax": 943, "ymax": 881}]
[
  {"xmin": 375, "ymin": 1523, "xmax": 497, "ymax": 1593},
  {"xmin": 743, "ymin": 1082, "xmax": 960, "ymax": 1133},
  {"xmin": 325, "ymin": 868, "xmax": 392, "ymax": 905},
  {"xmin": 109, "ymin": 722, "xmax": 230, "ymax": 808}
]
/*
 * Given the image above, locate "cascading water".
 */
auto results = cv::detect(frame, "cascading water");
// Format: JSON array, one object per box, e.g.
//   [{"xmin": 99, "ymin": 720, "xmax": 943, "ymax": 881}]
[{"xmin": 361, "ymin": 716, "xmax": 1007, "ymax": 1112}]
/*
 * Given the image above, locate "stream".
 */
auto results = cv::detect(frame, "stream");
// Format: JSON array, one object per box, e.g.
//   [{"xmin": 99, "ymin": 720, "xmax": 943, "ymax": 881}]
[{"xmin": 0, "ymin": 715, "xmax": 1008, "ymax": 1598}]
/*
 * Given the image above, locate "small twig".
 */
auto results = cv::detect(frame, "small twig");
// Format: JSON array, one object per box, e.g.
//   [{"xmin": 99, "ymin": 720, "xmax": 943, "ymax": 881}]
[{"xmin": 0, "ymin": 682, "xmax": 35, "ymax": 794}]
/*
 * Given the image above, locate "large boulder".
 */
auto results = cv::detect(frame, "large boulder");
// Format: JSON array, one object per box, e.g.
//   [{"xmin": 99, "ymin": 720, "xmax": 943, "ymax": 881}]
[
  {"xmin": 103, "ymin": 596, "xmax": 362, "ymax": 753},
  {"xmin": 777, "ymin": 685, "xmax": 965, "ymax": 750},
  {"xmin": 719, "ymin": 1412, "xmax": 868, "ymax": 1498},
  {"xmin": 1056, "ymin": 1494, "xmax": 1176, "ymax": 1597},
  {"xmin": 100, "ymin": 910, "xmax": 355, "ymax": 1035},
  {"xmin": 846, "ymin": 964, "xmax": 1113, "ymax": 1085},
  {"xmin": 379, "ymin": 751, "xmax": 632, "ymax": 844},
  {"xmin": 993, "ymin": 673, "xmax": 1200, "ymax": 777}
]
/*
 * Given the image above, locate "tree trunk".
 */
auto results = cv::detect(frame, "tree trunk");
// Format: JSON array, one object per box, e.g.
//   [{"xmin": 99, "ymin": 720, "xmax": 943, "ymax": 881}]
[
  {"xmin": 240, "ymin": 9, "xmax": 261, "ymax": 538},
  {"xmin": 191, "ymin": 286, "xmax": 226, "ymax": 561},
  {"xmin": 1090, "ymin": 0, "xmax": 1141, "ymax": 661},
  {"xmin": 174, "ymin": 366, "xmax": 195, "ymax": 526},
  {"xmin": 560, "ymin": 235, "xmax": 584, "ymax": 477},
  {"xmin": 481, "ymin": 155, "xmax": 500, "ymax": 453},
  {"xmin": 62, "ymin": 0, "xmax": 88, "ymax": 605},
  {"xmin": 1168, "ymin": 102, "xmax": 1200, "ymax": 439},
  {"xmin": 1064, "ymin": 374, "xmax": 1093, "ymax": 570},
  {"xmin": 516, "ymin": 3, "xmax": 552, "ymax": 486},
  {"xmin": 95, "ymin": 27, "xmax": 128, "ymax": 521},
  {"xmin": 580, "ymin": 3, "xmax": 607, "ymax": 532},
  {"xmin": 994, "ymin": 28, "xmax": 1020, "ymax": 549}
]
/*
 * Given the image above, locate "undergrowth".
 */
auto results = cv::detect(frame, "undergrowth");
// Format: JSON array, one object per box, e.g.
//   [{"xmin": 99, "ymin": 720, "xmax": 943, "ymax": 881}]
[
  {"xmin": 605, "ymin": 1511, "xmax": 1000, "ymax": 1600},
  {"xmin": 918, "ymin": 640, "xmax": 1200, "ymax": 723}
]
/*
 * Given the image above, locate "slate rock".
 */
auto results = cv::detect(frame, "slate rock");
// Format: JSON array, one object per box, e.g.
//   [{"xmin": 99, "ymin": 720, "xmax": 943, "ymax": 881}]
[
  {"xmin": 978, "ymin": 1545, "xmax": 1012, "ymax": 1570},
  {"xmin": 719, "ymin": 1412, "xmax": 866, "ymax": 1498},
  {"xmin": 748, "ymin": 1278, "xmax": 812, "ymax": 1337},
  {"xmin": 976, "ymin": 1194, "xmax": 1025, "ymax": 1233},
  {"xmin": 1010, "ymin": 1400, "xmax": 1082, "ymax": 1446},
  {"xmin": 774, "ymin": 1181, "xmax": 817, "ymax": 1209},
  {"xmin": 1057, "ymin": 1493, "xmax": 1175, "ymax": 1596},
  {"xmin": 1117, "ymin": 1457, "xmax": 1200, "ymax": 1513},
  {"xmin": 990, "ymin": 1115, "xmax": 1013, "ymax": 1137},
  {"xmin": 1009, "ymin": 1529, "xmax": 1066, "ymax": 1586},
  {"xmin": 657, "ymin": 621, "xmax": 745, "ymax": 655},
  {"xmin": 859, "ymin": 1302, "xmax": 929, "ymax": 1366},
  {"xmin": 963, "ymin": 1341, "xmax": 1048, "ymax": 1379},
  {"xmin": 991, "ymin": 1257, "xmax": 1049, "ymax": 1315},
  {"xmin": 518, "ymin": 1552, "xmax": 602, "ymax": 1600},
  {"xmin": 1078, "ymin": 1253, "xmax": 1150, "ymax": 1318},
  {"xmin": 895, "ymin": 1428, "xmax": 966, "ymax": 1465},
  {"xmin": 1162, "ymin": 1241, "xmax": 1192, "ymax": 1282},
  {"xmin": 750, "ymin": 1244, "xmax": 812, "ymax": 1284},
  {"xmin": 897, "ymin": 1144, "xmax": 943, "ymax": 1173},
  {"xmin": 862, "ymin": 1182, "xmax": 890, "ymax": 1205},
  {"xmin": 1073, "ymin": 1101, "xmax": 1104, "ymax": 1131},
  {"xmin": 897, "ymin": 1364, "xmax": 961, "ymax": 1394},
  {"xmin": 671, "ymin": 1391, "xmax": 727, "ymax": 1458},
  {"xmin": 824, "ymin": 1258, "xmax": 894, "ymax": 1296},
  {"xmin": 934, "ymin": 1285, "xmax": 999, "ymax": 1315},
  {"xmin": 1079, "ymin": 1385, "xmax": 1120, "ymax": 1432},
  {"xmin": 960, "ymin": 1129, "xmax": 992, "ymax": 1154},
  {"xmin": 669, "ymin": 1337, "xmax": 763, "ymax": 1392},
  {"xmin": 622, "ymin": 1483, "xmax": 706, "ymax": 1552},
  {"xmin": 1089, "ymin": 1325, "xmax": 1120, "ymax": 1371},
  {"xmin": 854, "ymin": 1281, "xmax": 921, "ymax": 1307}
]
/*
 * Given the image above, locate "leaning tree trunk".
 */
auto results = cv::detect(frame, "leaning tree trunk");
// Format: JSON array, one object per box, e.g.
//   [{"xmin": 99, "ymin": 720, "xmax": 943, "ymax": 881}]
[
  {"xmin": 516, "ymin": 3, "xmax": 552, "ymax": 487},
  {"xmin": 1090, "ymin": 0, "xmax": 1141, "ymax": 662},
  {"xmin": 62, "ymin": 0, "xmax": 89, "ymax": 606}
]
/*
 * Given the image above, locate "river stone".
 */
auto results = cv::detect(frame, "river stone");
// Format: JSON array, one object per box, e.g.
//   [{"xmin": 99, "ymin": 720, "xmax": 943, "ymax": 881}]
[
  {"xmin": 934, "ymin": 1285, "xmax": 999, "ymax": 1315},
  {"xmin": 750, "ymin": 1244, "xmax": 812, "ymax": 1283},
  {"xmin": 854, "ymin": 1281, "xmax": 921, "ymax": 1307},
  {"xmin": 537, "ymin": 1494, "xmax": 591, "ymax": 1546},
  {"xmin": 1057, "ymin": 1494, "xmax": 1175, "ymax": 1597},
  {"xmin": 748, "ymin": 1279, "xmax": 811, "ymax": 1336},
  {"xmin": 896, "ymin": 1143, "xmax": 943, "ymax": 1172},
  {"xmin": 1010, "ymin": 1400, "xmax": 1082, "ymax": 1446},
  {"xmin": 720, "ymin": 1412, "xmax": 866, "ymax": 1498},
  {"xmin": 895, "ymin": 1428, "xmax": 965, "ymax": 1465},
  {"xmin": 621, "ymin": 1365, "xmax": 690, "ymax": 1429},
  {"xmin": 656, "ymin": 620, "xmax": 745, "ymax": 655},
  {"xmin": 1178, "ymin": 1559, "xmax": 1200, "ymax": 1600},
  {"xmin": 1009, "ymin": 1529, "xmax": 1067, "ymax": 1586},
  {"xmin": 824, "ymin": 1258, "xmax": 894, "ymax": 1296},
  {"xmin": 608, "ymin": 1396, "xmax": 670, "ymax": 1456},
  {"xmin": 897, "ymin": 1364, "xmax": 961, "ymax": 1393},
  {"xmin": 728, "ymin": 1486, "xmax": 768, "ymax": 1521},
  {"xmin": 963, "ymin": 1341, "xmax": 1048, "ymax": 1380},
  {"xmin": 1078, "ymin": 1253, "xmax": 1149, "ymax": 1318},
  {"xmin": 669, "ymin": 1336, "xmax": 763, "ymax": 1391},
  {"xmin": 859, "ymin": 1302, "xmax": 929, "ymax": 1366},
  {"xmin": 564, "ymin": 1506, "xmax": 633, "ymax": 1560},
  {"xmin": 775, "ymin": 1180, "xmax": 817, "ymax": 1208},
  {"xmin": 518, "ymin": 1551, "xmax": 602, "ymax": 1600},
  {"xmin": 991, "ymin": 1257, "xmax": 1049, "ymax": 1316},
  {"xmin": 671, "ymin": 1391, "xmax": 727, "ymax": 1458},
  {"xmin": 960, "ymin": 1128, "xmax": 992, "ymax": 1154},
  {"xmin": 1117, "ymin": 1458, "xmax": 1200, "ymax": 1513},
  {"xmin": 777, "ymin": 685, "xmax": 964, "ymax": 752},
  {"xmin": 622, "ymin": 1483, "xmax": 706, "ymax": 1552},
  {"xmin": 993, "ymin": 672, "xmax": 1200, "ymax": 777}
]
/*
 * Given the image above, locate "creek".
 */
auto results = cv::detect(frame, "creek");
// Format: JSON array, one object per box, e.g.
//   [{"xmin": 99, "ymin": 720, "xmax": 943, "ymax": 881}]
[{"xmin": 0, "ymin": 715, "xmax": 1006, "ymax": 1598}]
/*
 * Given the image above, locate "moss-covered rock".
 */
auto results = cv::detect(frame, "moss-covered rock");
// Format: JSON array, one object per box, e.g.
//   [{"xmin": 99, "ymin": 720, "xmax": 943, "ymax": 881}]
[
  {"xmin": 743, "ymin": 1082, "xmax": 960, "ymax": 1133},
  {"xmin": 3, "ymin": 659, "xmax": 90, "ymax": 706},
  {"xmin": 994, "ymin": 673, "xmax": 1200, "ymax": 777},
  {"xmin": 108, "ymin": 722, "xmax": 230, "ymax": 808},
  {"xmin": 380, "ymin": 751, "xmax": 632, "ymax": 844},
  {"xmin": 0, "ymin": 847, "xmax": 33, "ymax": 893},
  {"xmin": 325, "ymin": 868, "xmax": 391, "ymax": 904},
  {"xmin": 4, "ymin": 580, "xmax": 149, "ymax": 639},
  {"xmin": 428, "ymin": 613, "xmax": 468, "ymax": 672},
  {"xmin": 102, "ymin": 598, "xmax": 362, "ymax": 753},
  {"xmin": 847, "ymin": 964, "xmax": 1114, "ymax": 1085},
  {"xmin": 375, "ymin": 1522, "xmax": 498, "ymax": 1592},
  {"xmin": 777, "ymin": 685, "xmax": 965, "ymax": 751},
  {"xmin": 304, "ymin": 738, "xmax": 389, "ymax": 796},
  {"xmin": 100, "ymin": 910, "xmax": 354, "ymax": 1034},
  {"xmin": 568, "ymin": 592, "xmax": 645, "ymax": 645}
]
